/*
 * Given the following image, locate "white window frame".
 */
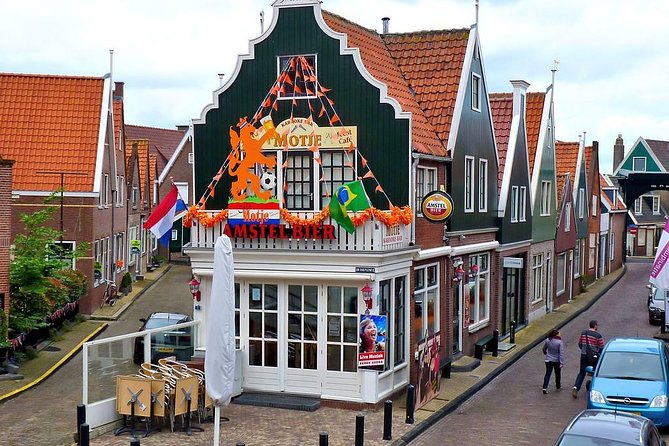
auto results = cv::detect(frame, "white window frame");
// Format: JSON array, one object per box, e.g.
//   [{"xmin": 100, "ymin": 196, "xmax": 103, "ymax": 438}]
[
  {"xmin": 519, "ymin": 186, "xmax": 527, "ymax": 222},
  {"xmin": 573, "ymin": 242, "xmax": 581, "ymax": 278},
  {"xmin": 589, "ymin": 233, "xmax": 596, "ymax": 269},
  {"xmin": 413, "ymin": 264, "xmax": 440, "ymax": 343},
  {"xmin": 416, "ymin": 166, "xmax": 437, "ymax": 216},
  {"xmin": 531, "ymin": 253, "xmax": 543, "ymax": 303},
  {"xmin": 565, "ymin": 203, "xmax": 572, "ymax": 232},
  {"xmin": 510, "ymin": 186, "xmax": 519, "ymax": 223},
  {"xmin": 578, "ymin": 188, "xmax": 585, "ymax": 219},
  {"xmin": 118, "ymin": 175, "xmax": 124, "ymax": 206},
  {"xmin": 101, "ymin": 174, "xmax": 109, "ymax": 207},
  {"xmin": 632, "ymin": 157, "xmax": 646, "ymax": 172},
  {"xmin": 540, "ymin": 181, "xmax": 551, "ymax": 216},
  {"xmin": 556, "ymin": 253, "xmax": 566, "ymax": 295},
  {"xmin": 478, "ymin": 159, "xmax": 488, "ymax": 212},
  {"xmin": 471, "ymin": 73, "xmax": 481, "ymax": 112},
  {"xmin": 591, "ymin": 195, "xmax": 597, "ymax": 217},
  {"xmin": 610, "ymin": 233, "xmax": 615, "ymax": 261},
  {"xmin": 464, "ymin": 156, "xmax": 474, "ymax": 212},
  {"xmin": 277, "ymin": 54, "xmax": 318, "ymax": 100},
  {"xmin": 131, "ymin": 186, "xmax": 139, "ymax": 210},
  {"xmin": 653, "ymin": 196, "xmax": 660, "ymax": 215},
  {"xmin": 634, "ymin": 198, "xmax": 642, "ymax": 215},
  {"xmin": 467, "ymin": 253, "xmax": 490, "ymax": 329},
  {"xmin": 187, "ymin": 152, "xmax": 194, "ymax": 164}
]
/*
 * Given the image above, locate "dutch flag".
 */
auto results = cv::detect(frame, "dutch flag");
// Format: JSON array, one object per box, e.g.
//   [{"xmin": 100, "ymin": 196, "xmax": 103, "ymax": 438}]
[{"xmin": 144, "ymin": 184, "xmax": 187, "ymax": 246}]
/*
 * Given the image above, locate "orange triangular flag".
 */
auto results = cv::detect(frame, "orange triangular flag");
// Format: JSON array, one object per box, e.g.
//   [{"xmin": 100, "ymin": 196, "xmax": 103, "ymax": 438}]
[
  {"xmin": 363, "ymin": 170, "xmax": 375, "ymax": 179},
  {"xmin": 360, "ymin": 155, "xmax": 368, "ymax": 168},
  {"xmin": 345, "ymin": 143, "xmax": 355, "ymax": 154},
  {"xmin": 273, "ymin": 101, "xmax": 278, "ymax": 111},
  {"xmin": 375, "ymin": 185, "xmax": 384, "ymax": 193},
  {"xmin": 345, "ymin": 161, "xmax": 353, "ymax": 168},
  {"xmin": 320, "ymin": 86, "xmax": 331, "ymax": 93},
  {"xmin": 320, "ymin": 174, "xmax": 325, "ymax": 181},
  {"xmin": 285, "ymin": 74, "xmax": 293, "ymax": 86},
  {"xmin": 292, "ymin": 98, "xmax": 297, "ymax": 107},
  {"xmin": 282, "ymin": 160, "xmax": 288, "ymax": 168},
  {"xmin": 315, "ymin": 157, "xmax": 322, "ymax": 165},
  {"xmin": 263, "ymin": 98, "xmax": 271, "ymax": 108},
  {"xmin": 308, "ymin": 102, "xmax": 314, "ymax": 112},
  {"xmin": 319, "ymin": 105, "xmax": 326, "ymax": 118},
  {"xmin": 294, "ymin": 85, "xmax": 303, "ymax": 94},
  {"xmin": 309, "ymin": 145, "xmax": 319, "ymax": 153},
  {"xmin": 330, "ymin": 113, "xmax": 340, "ymax": 124},
  {"xmin": 317, "ymin": 91, "xmax": 325, "ymax": 98},
  {"xmin": 209, "ymin": 187, "xmax": 215, "ymax": 198},
  {"xmin": 328, "ymin": 98, "xmax": 335, "ymax": 106}
]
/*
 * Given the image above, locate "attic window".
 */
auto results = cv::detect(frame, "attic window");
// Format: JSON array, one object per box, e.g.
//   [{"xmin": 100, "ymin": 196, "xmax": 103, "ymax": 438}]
[
  {"xmin": 632, "ymin": 157, "xmax": 646, "ymax": 172},
  {"xmin": 278, "ymin": 55, "xmax": 317, "ymax": 99},
  {"xmin": 471, "ymin": 73, "xmax": 481, "ymax": 112}
]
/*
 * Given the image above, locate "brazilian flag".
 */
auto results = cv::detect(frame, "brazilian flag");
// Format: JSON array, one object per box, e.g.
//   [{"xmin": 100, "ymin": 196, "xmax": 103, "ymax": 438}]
[{"xmin": 329, "ymin": 180, "xmax": 371, "ymax": 234}]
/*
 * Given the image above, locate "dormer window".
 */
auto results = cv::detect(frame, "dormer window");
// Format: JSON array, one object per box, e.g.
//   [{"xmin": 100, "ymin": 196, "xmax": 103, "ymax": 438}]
[
  {"xmin": 278, "ymin": 55, "xmax": 317, "ymax": 99},
  {"xmin": 471, "ymin": 73, "xmax": 481, "ymax": 112}
]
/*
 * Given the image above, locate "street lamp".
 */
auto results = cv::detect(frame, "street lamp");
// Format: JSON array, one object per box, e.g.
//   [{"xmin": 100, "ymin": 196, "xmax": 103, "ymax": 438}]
[{"xmin": 36, "ymin": 170, "xmax": 87, "ymax": 261}]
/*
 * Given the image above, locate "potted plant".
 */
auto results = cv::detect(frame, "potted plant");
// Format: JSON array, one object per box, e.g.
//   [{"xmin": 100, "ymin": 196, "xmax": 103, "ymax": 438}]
[{"xmin": 119, "ymin": 272, "xmax": 133, "ymax": 295}]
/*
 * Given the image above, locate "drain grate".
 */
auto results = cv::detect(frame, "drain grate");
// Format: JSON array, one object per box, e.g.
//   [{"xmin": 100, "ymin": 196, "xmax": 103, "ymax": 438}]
[{"xmin": 43, "ymin": 346, "xmax": 61, "ymax": 352}]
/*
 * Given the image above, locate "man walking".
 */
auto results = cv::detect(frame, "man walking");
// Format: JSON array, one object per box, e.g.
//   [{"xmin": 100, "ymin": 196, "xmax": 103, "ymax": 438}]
[{"xmin": 572, "ymin": 320, "xmax": 605, "ymax": 398}]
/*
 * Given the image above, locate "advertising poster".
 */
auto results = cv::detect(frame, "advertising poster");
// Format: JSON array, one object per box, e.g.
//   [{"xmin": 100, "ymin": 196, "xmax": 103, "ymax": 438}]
[
  {"xmin": 416, "ymin": 332, "xmax": 441, "ymax": 410},
  {"xmin": 358, "ymin": 314, "xmax": 387, "ymax": 368}
]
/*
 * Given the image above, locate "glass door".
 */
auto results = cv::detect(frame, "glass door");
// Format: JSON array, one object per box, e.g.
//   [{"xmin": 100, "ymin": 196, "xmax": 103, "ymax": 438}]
[
  {"xmin": 452, "ymin": 283, "xmax": 461, "ymax": 354},
  {"xmin": 246, "ymin": 283, "xmax": 280, "ymax": 391},
  {"xmin": 284, "ymin": 284, "xmax": 320, "ymax": 394}
]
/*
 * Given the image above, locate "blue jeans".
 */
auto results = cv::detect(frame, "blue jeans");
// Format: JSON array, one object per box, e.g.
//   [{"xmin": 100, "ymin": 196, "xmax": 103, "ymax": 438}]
[
  {"xmin": 543, "ymin": 361, "xmax": 561, "ymax": 389},
  {"xmin": 573, "ymin": 354, "xmax": 589, "ymax": 391}
]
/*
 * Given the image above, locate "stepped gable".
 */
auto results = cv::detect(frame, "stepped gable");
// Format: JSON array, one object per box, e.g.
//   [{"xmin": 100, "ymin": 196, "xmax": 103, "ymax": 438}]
[
  {"xmin": 0, "ymin": 72, "xmax": 105, "ymax": 192},
  {"xmin": 322, "ymin": 11, "xmax": 447, "ymax": 157}
]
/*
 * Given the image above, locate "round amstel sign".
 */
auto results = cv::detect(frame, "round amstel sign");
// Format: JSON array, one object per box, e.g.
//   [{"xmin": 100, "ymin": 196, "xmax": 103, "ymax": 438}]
[{"xmin": 421, "ymin": 191, "xmax": 454, "ymax": 223}]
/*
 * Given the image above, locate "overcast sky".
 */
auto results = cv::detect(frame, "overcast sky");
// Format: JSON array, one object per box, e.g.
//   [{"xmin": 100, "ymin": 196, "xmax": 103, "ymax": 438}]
[{"xmin": 2, "ymin": 0, "xmax": 667, "ymax": 174}]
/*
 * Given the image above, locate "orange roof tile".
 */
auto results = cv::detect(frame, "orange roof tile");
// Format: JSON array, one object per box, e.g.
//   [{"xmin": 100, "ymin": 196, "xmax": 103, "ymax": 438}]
[
  {"xmin": 322, "ymin": 11, "xmax": 449, "ymax": 156},
  {"xmin": 584, "ymin": 145, "xmax": 592, "ymax": 173},
  {"xmin": 525, "ymin": 92, "xmax": 545, "ymax": 177},
  {"xmin": 555, "ymin": 141, "xmax": 579, "ymax": 203},
  {"xmin": 382, "ymin": 29, "xmax": 469, "ymax": 150},
  {"xmin": 489, "ymin": 93, "xmax": 512, "ymax": 192},
  {"xmin": 125, "ymin": 124, "xmax": 185, "ymax": 175},
  {"xmin": 126, "ymin": 138, "xmax": 151, "ymax": 204},
  {"xmin": 0, "ymin": 73, "xmax": 105, "ymax": 191}
]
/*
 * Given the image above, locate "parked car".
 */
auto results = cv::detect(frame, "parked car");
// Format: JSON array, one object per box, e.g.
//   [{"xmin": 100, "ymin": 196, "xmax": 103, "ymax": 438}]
[
  {"xmin": 587, "ymin": 338, "xmax": 669, "ymax": 428},
  {"xmin": 648, "ymin": 285, "xmax": 665, "ymax": 325},
  {"xmin": 555, "ymin": 409, "xmax": 665, "ymax": 445},
  {"xmin": 133, "ymin": 312, "xmax": 194, "ymax": 364}
]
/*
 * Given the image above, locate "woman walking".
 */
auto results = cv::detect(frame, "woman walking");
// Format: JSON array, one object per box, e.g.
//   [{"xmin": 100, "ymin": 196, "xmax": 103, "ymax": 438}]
[{"xmin": 542, "ymin": 329, "xmax": 564, "ymax": 394}]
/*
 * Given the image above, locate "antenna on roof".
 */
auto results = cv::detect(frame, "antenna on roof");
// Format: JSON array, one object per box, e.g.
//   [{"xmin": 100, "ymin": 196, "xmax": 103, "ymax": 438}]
[
  {"xmin": 260, "ymin": 10, "xmax": 265, "ymax": 34},
  {"xmin": 475, "ymin": 0, "xmax": 479, "ymax": 26},
  {"xmin": 551, "ymin": 60, "xmax": 559, "ymax": 86}
]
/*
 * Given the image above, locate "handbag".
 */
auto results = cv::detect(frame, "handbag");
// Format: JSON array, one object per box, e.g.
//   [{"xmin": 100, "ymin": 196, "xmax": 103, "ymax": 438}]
[{"xmin": 584, "ymin": 335, "xmax": 599, "ymax": 364}]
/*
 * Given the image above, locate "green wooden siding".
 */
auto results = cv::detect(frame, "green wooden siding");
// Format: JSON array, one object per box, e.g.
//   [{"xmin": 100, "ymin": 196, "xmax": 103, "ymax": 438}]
[
  {"xmin": 618, "ymin": 141, "xmax": 662, "ymax": 172},
  {"xmin": 449, "ymin": 54, "xmax": 498, "ymax": 232},
  {"xmin": 193, "ymin": 6, "xmax": 410, "ymax": 210},
  {"xmin": 531, "ymin": 115, "xmax": 557, "ymax": 242}
]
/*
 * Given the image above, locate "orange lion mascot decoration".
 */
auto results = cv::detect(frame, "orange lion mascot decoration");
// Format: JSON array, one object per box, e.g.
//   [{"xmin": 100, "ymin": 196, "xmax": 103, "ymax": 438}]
[{"xmin": 228, "ymin": 117, "xmax": 277, "ymax": 201}]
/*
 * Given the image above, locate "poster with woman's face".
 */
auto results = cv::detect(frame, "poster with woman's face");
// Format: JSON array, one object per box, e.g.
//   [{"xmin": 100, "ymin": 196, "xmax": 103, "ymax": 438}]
[{"xmin": 358, "ymin": 314, "xmax": 387, "ymax": 367}]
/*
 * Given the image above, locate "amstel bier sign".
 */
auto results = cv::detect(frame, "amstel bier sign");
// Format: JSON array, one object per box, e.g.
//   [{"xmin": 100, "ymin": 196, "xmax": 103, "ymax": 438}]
[{"xmin": 420, "ymin": 191, "xmax": 454, "ymax": 223}]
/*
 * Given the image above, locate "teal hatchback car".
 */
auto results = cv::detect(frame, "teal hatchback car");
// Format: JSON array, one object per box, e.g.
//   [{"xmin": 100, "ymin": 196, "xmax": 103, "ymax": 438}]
[{"xmin": 588, "ymin": 338, "xmax": 669, "ymax": 427}]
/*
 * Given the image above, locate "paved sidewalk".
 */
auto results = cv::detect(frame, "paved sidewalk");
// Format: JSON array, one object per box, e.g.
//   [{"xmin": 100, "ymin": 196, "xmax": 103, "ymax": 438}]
[{"xmin": 0, "ymin": 263, "xmax": 625, "ymax": 446}]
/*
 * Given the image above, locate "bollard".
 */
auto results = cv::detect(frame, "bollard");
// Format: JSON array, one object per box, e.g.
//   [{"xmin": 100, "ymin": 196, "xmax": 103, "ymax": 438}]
[
  {"xmin": 76, "ymin": 403, "xmax": 86, "ymax": 444},
  {"xmin": 355, "ymin": 414, "xmax": 365, "ymax": 446},
  {"xmin": 79, "ymin": 423, "xmax": 89, "ymax": 446},
  {"xmin": 510, "ymin": 321, "xmax": 516, "ymax": 344},
  {"xmin": 491, "ymin": 329, "xmax": 499, "ymax": 357},
  {"xmin": 383, "ymin": 400, "xmax": 392, "ymax": 440},
  {"xmin": 130, "ymin": 438, "xmax": 140, "ymax": 446},
  {"xmin": 405, "ymin": 384, "xmax": 415, "ymax": 424},
  {"xmin": 319, "ymin": 432, "xmax": 329, "ymax": 446}
]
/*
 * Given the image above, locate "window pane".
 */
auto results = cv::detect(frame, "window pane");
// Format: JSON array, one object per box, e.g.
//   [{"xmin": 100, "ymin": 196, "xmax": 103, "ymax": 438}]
[
  {"xmin": 427, "ymin": 266, "xmax": 437, "ymax": 286},
  {"xmin": 327, "ymin": 345, "xmax": 341, "ymax": 371},
  {"xmin": 478, "ymin": 275, "xmax": 487, "ymax": 321},
  {"xmin": 327, "ymin": 286, "xmax": 341, "ymax": 313},
  {"xmin": 415, "ymin": 269, "xmax": 425, "ymax": 290},
  {"xmin": 304, "ymin": 343, "xmax": 317, "ymax": 370},
  {"xmin": 343, "ymin": 345, "xmax": 357, "ymax": 372},
  {"xmin": 343, "ymin": 287, "xmax": 357, "ymax": 314},
  {"xmin": 289, "ymin": 285, "xmax": 302, "ymax": 311},
  {"xmin": 265, "ymin": 341, "xmax": 277, "ymax": 367},
  {"xmin": 427, "ymin": 289, "xmax": 437, "ymax": 335},
  {"xmin": 249, "ymin": 313, "xmax": 262, "ymax": 337},
  {"xmin": 249, "ymin": 284, "xmax": 262, "ymax": 309},
  {"xmin": 249, "ymin": 340, "xmax": 262, "ymax": 365},
  {"xmin": 304, "ymin": 314, "xmax": 318, "ymax": 341},
  {"xmin": 265, "ymin": 313, "xmax": 277, "ymax": 339},
  {"xmin": 304, "ymin": 286, "xmax": 318, "ymax": 312},
  {"xmin": 288, "ymin": 314, "xmax": 301, "ymax": 340},
  {"xmin": 288, "ymin": 342, "xmax": 301, "ymax": 368},
  {"xmin": 327, "ymin": 316, "xmax": 341, "ymax": 342},
  {"xmin": 265, "ymin": 284, "xmax": 277, "ymax": 310},
  {"xmin": 343, "ymin": 316, "xmax": 357, "ymax": 343},
  {"xmin": 414, "ymin": 293, "xmax": 424, "ymax": 341},
  {"xmin": 468, "ymin": 281, "xmax": 476, "ymax": 325}
]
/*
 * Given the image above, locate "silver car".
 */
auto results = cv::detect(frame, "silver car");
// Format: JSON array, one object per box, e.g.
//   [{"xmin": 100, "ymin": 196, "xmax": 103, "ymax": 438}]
[{"xmin": 555, "ymin": 409, "xmax": 665, "ymax": 446}]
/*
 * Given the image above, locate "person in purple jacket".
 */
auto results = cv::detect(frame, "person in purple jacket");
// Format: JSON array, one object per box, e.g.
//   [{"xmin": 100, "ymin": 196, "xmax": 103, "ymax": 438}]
[{"xmin": 542, "ymin": 329, "xmax": 564, "ymax": 394}]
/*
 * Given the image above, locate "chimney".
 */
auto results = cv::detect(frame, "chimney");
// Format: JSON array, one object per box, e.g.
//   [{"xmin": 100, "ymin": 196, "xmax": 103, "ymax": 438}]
[
  {"xmin": 176, "ymin": 124, "xmax": 189, "ymax": 132},
  {"xmin": 382, "ymin": 17, "xmax": 390, "ymax": 34},
  {"xmin": 113, "ymin": 81, "xmax": 124, "ymax": 100},
  {"xmin": 510, "ymin": 80, "xmax": 530, "ymax": 119},
  {"xmin": 613, "ymin": 134, "xmax": 624, "ymax": 173}
]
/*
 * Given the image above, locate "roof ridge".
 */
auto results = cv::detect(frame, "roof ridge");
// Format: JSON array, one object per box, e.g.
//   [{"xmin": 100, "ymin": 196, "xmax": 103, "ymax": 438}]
[
  {"xmin": 0, "ymin": 72, "xmax": 104, "ymax": 80},
  {"xmin": 322, "ymin": 9, "xmax": 378, "ymax": 34},
  {"xmin": 126, "ymin": 123, "xmax": 185, "ymax": 133},
  {"xmin": 383, "ymin": 27, "xmax": 470, "ymax": 37}
]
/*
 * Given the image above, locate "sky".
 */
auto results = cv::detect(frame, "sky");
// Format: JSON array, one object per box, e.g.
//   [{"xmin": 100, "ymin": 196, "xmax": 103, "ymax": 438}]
[{"xmin": 2, "ymin": 0, "xmax": 667, "ymax": 174}]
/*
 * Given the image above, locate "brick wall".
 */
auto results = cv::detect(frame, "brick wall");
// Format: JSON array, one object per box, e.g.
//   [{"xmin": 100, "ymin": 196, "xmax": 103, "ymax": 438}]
[{"xmin": 0, "ymin": 158, "xmax": 14, "ymax": 317}]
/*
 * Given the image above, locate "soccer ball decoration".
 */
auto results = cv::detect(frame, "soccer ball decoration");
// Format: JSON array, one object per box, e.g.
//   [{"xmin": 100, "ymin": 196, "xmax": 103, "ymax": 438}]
[{"xmin": 260, "ymin": 170, "xmax": 277, "ymax": 191}]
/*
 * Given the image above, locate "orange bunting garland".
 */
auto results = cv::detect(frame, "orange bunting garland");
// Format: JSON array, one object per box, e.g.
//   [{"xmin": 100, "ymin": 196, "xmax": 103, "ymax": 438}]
[
  {"xmin": 375, "ymin": 185, "xmax": 384, "ymax": 193},
  {"xmin": 363, "ymin": 170, "xmax": 375, "ymax": 179},
  {"xmin": 184, "ymin": 205, "xmax": 412, "ymax": 230}
]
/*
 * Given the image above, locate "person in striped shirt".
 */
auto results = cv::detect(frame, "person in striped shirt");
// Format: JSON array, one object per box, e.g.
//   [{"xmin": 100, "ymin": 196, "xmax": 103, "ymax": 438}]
[{"xmin": 572, "ymin": 319, "xmax": 604, "ymax": 398}]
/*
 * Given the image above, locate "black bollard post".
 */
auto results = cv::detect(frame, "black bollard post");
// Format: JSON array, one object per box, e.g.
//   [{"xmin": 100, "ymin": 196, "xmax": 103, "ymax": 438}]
[
  {"xmin": 491, "ymin": 329, "xmax": 499, "ymax": 357},
  {"xmin": 510, "ymin": 321, "xmax": 516, "ymax": 344},
  {"xmin": 130, "ymin": 438, "xmax": 140, "ymax": 446},
  {"xmin": 405, "ymin": 384, "xmax": 415, "ymax": 424},
  {"xmin": 79, "ymin": 423, "xmax": 89, "ymax": 446},
  {"xmin": 383, "ymin": 400, "xmax": 392, "ymax": 440},
  {"xmin": 76, "ymin": 404, "xmax": 86, "ymax": 444},
  {"xmin": 355, "ymin": 414, "xmax": 365, "ymax": 446},
  {"xmin": 319, "ymin": 432, "xmax": 329, "ymax": 446}
]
